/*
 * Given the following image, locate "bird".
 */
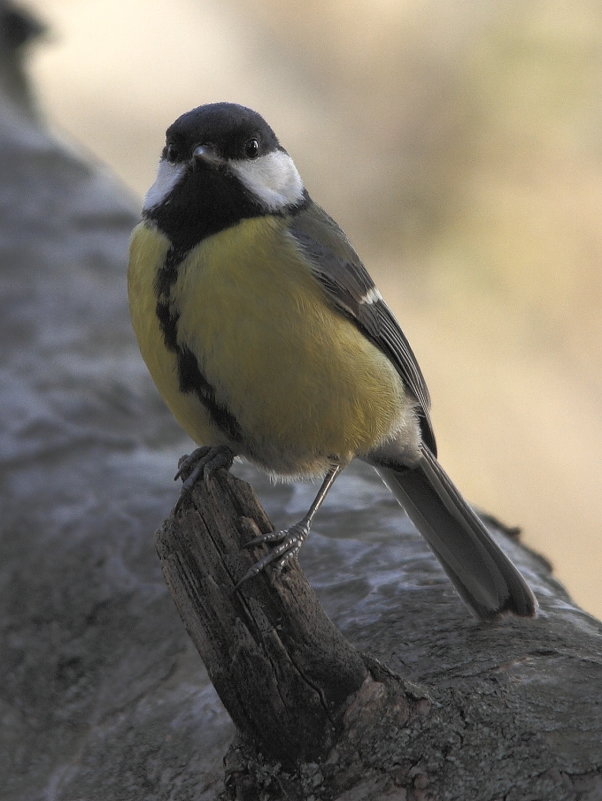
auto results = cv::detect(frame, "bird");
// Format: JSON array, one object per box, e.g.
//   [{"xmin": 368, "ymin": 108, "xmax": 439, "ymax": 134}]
[{"xmin": 128, "ymin": 101, "xmax": 537, "ymax": 620}]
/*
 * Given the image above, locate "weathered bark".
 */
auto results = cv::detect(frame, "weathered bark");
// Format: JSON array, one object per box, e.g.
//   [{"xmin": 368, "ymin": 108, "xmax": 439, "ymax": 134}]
[
  {"xmin": 157, "ymin": 469, "xmax": 602, "ymax": 801},
  {"xmin": 156, "ymin": 469, "xmax": 367, "ymax": 766}
]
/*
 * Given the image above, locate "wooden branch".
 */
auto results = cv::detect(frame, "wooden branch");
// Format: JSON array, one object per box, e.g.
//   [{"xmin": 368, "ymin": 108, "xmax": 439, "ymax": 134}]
[
  {"xmin": 155, "ymin": 468, "xmax": 368, "ymax": 767},
  {"xmin": 156, "ymin": 468, "xmax": 602, "ymax": 801}
]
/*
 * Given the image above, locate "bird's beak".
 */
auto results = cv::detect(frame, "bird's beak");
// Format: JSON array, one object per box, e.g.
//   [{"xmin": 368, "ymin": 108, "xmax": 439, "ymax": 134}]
[{"xmin": 192, "ymin": 144, "xmax": 223, "ymax": 168}]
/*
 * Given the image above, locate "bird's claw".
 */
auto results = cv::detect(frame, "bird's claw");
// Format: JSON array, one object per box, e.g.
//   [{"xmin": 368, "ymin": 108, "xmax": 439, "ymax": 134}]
[
  {"xmin": 236, "ymin": 522, "xmax": 310, "ymax": 588},
  {"xmin": 173, "ymin": 445, "xmax": 234, "ymax": 513}
]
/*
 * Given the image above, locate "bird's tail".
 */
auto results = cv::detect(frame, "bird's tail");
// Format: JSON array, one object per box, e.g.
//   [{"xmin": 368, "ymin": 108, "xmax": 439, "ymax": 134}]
[{"xmin": 375, "ymin": 448, "xmax": 537, "ymax": 619}]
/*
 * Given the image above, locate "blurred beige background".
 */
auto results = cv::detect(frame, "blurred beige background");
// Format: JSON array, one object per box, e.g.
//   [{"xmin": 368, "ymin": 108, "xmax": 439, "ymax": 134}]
[{"xmin": 24, "ymin": 0, "xmax": 601, "ymax": 616}]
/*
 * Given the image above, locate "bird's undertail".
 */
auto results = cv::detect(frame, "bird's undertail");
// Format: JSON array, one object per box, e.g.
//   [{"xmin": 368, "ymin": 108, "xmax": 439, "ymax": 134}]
[{"xmin": 375, "ymin": 449, "xmax": 537, "ymax": 620}]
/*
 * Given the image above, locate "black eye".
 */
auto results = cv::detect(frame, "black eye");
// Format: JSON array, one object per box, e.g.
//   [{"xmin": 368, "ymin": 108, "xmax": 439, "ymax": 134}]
[
  {"xmin": 244, "ymin": 138, "xmax": 260, "ymax": 159},
  {"xmin": 165, "ymin": 143, "xmax": 179, "ymax": 163}
]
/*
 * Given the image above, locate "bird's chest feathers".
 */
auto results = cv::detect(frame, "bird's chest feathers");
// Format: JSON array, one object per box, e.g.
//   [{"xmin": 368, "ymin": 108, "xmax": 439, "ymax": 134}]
[
  {"xmin": 130, "ymin": 216, "xmax": 409, "ymax": 472},
  {"xmin": 173, "ymin": 218, "xmax": 325, "ymax": 394}
]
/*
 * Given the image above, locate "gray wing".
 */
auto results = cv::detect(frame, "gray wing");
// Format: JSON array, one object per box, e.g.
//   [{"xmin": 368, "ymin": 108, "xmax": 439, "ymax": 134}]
[{"xmin": 290, "ymin": 204, "xmax": 437, "ymax": 455}]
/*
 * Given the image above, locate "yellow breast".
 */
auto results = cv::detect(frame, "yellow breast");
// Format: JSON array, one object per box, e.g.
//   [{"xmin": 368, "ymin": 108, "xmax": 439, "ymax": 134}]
[{"xmin": 128, "ymin": 216, "xmax": 410, "ymax": 477}]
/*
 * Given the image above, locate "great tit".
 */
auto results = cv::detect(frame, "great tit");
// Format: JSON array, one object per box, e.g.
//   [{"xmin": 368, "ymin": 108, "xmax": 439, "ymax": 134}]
[{"xmin": 128, "ymin": 102, "xmax": 537, "ymax": 620}]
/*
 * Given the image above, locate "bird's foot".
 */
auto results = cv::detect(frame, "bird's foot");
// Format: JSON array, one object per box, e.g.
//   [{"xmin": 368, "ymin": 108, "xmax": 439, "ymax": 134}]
[
  {"xmin": 236, "ymin": 520, "xmax": 311, "ymax": 588},
  {"xmin": 174, "ymin": 445, "xmax": 234, "ymax": 513}
]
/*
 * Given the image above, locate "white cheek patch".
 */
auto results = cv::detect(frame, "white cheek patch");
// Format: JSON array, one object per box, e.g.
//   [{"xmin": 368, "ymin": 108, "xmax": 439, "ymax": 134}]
[
  {"xmin": 143, "ymin": 160, "xmax": 187, "ymax": 211},
  {"xmin": 229, "ymin": 151, "xmax": 304, "ymax": 212}
]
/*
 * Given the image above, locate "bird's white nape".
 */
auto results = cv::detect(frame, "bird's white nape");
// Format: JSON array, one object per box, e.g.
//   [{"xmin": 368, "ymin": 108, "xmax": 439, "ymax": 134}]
[
  {"xmin": 143, "ymin": 160, "xmax": 186, "ymax": 211},
  {"xmin": 228, "ymin": 150, "xmax": 304, "ymax": 212}
]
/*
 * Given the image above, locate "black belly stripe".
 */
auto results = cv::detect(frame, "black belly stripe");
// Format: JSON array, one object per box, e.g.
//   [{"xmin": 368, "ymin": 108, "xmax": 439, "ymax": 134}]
[
  {"xmin": 153, "ymin": 241, "xmax": 243, "ymax": 442},
  {"xmin": 154, "ymin": 244, "xmax": 185, "ymax": 351},
  {"xmin": 177, "ymin": 346, "xmax": 243, "ymax": 441}
]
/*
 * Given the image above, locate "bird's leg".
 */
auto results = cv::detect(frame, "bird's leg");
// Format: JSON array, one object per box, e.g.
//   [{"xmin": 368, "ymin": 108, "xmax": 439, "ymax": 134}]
[
  {"xmin": 236, "ymin": 464, "xmax": 342, "ymax": 587},
  {"xmin": 174, "ymin": 444, "xmax": 234, "ymax": 512}
]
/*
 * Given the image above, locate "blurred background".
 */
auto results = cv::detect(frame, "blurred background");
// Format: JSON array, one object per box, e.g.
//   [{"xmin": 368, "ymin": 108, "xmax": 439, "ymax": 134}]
[{"xmin": 22, "ymin": 0, "xmax": 601, "ymax": 616}]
